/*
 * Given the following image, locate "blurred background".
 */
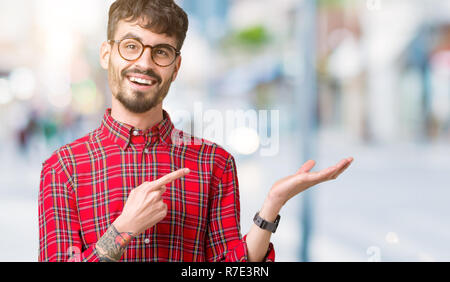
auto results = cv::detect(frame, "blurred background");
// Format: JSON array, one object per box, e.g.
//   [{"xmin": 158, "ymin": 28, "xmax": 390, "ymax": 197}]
[{"xmin": 1, "ymin": 0, "xmax": 449, "ymax": 262}]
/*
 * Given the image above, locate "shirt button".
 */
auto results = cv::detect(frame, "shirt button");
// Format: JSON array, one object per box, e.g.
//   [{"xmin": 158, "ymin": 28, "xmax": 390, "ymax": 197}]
[
  {"xmin": 132, "ymin": 130, "xmax": 140, "ymax": 136},
  {"xmin": 144, "ymin": 238, "xmax": 150, "ymax": 244},
  {"xmin": 144, "ymin": 148, "xmax": 150, "ymax": 154}
]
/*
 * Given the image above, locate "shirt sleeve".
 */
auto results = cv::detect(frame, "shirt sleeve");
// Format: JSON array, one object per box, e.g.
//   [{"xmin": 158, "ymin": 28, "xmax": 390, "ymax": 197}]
[
  {"xmin": 38, "ymin": 161, "xmax": 100, "ymax": 262},
  {"xmin": 205, "ymin": 154, "xmax": 276, "ymax": 262}
]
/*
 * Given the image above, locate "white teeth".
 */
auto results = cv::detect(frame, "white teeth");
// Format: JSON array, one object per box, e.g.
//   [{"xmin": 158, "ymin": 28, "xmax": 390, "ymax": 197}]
[{"xmin": 129, "ymin": 76, "xmax": 154, "ymax": 85}]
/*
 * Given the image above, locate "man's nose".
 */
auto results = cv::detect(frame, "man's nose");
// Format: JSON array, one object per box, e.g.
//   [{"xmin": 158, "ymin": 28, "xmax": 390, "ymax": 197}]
[{"xmin": 135, "ymin": 47, "xmax": 157, "ymax": 68}]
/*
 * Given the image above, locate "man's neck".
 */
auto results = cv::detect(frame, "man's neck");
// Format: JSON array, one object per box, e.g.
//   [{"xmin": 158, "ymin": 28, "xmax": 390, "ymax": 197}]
[{"xmin": 111, "ymin": 99, "xmax": 164, "ymax": 131}]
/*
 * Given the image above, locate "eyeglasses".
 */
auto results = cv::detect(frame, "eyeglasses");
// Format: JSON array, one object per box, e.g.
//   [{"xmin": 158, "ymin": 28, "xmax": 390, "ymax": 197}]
[{"xmin": 108, "ymin": 38, "xmax": 180, "ymax": 67}]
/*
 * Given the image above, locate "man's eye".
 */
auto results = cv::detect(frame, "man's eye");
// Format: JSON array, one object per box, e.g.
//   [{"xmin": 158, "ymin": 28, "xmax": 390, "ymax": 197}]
[
  {"xmin": 126, "ymin": 44, "xmax": 137, "ymax": 50},
  {"xmin": 156, "ymin": 50, "xmax": 167, "ymax": 56}
]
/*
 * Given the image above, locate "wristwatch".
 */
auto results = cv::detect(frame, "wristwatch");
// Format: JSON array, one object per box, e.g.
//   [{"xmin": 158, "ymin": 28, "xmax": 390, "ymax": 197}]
[{"xmin": 253, "ymin": 212, "xmax": 281, "ymax": 233}]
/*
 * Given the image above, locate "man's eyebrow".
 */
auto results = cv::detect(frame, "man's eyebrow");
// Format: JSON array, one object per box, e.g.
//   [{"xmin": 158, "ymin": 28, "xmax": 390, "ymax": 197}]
[{"xmin": 120, "ymin": 32, "xmax": 143, "ymax": 41}]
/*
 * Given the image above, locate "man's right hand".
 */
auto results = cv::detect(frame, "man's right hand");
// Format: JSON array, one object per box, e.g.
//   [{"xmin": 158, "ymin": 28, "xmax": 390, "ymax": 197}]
[{"xmin": 113, "ymin": 168, "xmax": 190, "ymax": 236}]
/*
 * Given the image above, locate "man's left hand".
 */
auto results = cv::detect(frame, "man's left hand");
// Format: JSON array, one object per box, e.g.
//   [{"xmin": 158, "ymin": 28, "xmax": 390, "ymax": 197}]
[{"xmin": 267, "ymin": 157, "xmax": 354, "ymax": 209}]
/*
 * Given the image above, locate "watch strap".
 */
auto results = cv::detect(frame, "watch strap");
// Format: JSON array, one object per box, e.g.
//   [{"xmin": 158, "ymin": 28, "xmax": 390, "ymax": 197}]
[{"xmin": 253, "ymin": 212, "xmax": 280, "ymax": 233}]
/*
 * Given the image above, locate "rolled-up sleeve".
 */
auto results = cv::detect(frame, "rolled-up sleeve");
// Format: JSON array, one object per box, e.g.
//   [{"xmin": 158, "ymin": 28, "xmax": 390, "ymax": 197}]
[
  {"xmin": 205, "ymin": 154, "xmax": 276, "ymax": 262},
  {"xmin": 38, "ymin": 160, "xmax": 99, "ymax": 262}
]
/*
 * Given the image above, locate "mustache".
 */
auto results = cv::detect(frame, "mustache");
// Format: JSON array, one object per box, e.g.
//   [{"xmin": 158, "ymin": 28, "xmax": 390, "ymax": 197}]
[{"xmin": 122, "ymin": 68, "xmax": 162, "ymax": 83}]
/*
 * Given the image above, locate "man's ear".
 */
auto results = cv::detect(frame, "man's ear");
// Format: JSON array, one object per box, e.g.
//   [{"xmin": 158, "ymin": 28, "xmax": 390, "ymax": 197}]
[
  {"xmin": 171, "ymin": 55, "xmax": 182, "ymax": 82},
  {"xmin": 100, "ymin": 41, "xmax": 111, "ymax": 70}
]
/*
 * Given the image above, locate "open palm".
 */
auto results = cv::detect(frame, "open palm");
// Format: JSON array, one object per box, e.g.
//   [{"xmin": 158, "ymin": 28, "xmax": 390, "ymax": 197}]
[{"xmin": 269, "ymin": 157, "xmax": 354, "ymax": 207}]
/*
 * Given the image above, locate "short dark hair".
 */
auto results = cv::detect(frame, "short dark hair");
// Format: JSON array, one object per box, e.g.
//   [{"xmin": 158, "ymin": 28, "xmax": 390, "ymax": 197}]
[{"xmin": 107, "ymin": 0, "xmax": 189, "ymax": 50}]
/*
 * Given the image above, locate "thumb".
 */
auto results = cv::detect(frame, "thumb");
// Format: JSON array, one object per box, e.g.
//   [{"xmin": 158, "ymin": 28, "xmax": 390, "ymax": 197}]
[{"xmin": 296, "ymin": 160, "xmax": 316, "ymax": 174}]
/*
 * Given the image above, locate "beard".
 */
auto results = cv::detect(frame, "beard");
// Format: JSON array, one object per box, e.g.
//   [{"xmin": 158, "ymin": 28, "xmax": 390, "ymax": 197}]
[{"xmin": 109, "ymin": 62, "xmax": 174, "ymax": 114}]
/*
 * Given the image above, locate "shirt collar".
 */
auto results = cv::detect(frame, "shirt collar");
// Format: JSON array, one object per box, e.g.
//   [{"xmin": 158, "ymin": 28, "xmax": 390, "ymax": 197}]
[{"xmin": 100, "ymin": 108, "xmax": 174, "ymax": 150}]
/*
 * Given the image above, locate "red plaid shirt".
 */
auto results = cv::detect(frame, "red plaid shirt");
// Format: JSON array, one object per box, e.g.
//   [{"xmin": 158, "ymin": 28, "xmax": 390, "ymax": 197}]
[{"xmin": 38, "ymin": 108, "xmax": 275, "ymax": 262}]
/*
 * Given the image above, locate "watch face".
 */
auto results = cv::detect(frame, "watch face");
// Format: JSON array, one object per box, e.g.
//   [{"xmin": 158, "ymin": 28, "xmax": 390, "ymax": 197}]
[{"xmin": 275, "ymin": 215, "xmax": 281, "ymax": 224}]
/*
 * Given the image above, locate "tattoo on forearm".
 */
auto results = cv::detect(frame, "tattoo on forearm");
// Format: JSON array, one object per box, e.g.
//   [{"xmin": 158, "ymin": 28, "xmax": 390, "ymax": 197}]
[{"xmin": 95, "ymin": 224, "xmax": 134, "ymax": 262}]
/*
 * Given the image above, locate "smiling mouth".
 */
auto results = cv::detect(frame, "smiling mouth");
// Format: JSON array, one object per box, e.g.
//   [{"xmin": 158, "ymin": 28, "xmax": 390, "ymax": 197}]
[{"xmin": 127, "ymin": 75, "xmax": 157, "ymax": 87}]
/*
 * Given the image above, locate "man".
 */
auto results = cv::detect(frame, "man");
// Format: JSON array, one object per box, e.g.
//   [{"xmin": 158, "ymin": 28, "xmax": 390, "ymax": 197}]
[{"xmin": 38, "ymin": 0, "xmax": 353, "ymax": 262}]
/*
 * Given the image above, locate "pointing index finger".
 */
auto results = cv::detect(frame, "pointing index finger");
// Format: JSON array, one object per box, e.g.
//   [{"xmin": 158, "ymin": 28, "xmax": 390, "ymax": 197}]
[{"xmin": 153, "ymin": 168, "xmax": 190, "ymax": 187}]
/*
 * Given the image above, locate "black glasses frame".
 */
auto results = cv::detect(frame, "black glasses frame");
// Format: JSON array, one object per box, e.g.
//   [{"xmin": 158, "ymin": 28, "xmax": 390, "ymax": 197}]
[{"xmin": 108, "ymin": 38, "xmax": 181, "ymax": 67}]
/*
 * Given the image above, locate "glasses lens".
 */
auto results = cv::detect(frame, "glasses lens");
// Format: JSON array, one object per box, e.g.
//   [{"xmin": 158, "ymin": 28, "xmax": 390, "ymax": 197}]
[
  {"xmin": 152, "ymin": 45, "xmax": 176, "ymax": 66},
  {"xmin": 119, "ymin": 39, "xmax": 143, "ymax": 61}
]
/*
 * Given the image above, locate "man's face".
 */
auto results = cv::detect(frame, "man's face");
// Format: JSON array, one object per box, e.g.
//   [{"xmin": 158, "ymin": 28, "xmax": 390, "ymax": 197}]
[{"xmin": 101, "ymin": 19, "xmax": 181, "ymax": 114}]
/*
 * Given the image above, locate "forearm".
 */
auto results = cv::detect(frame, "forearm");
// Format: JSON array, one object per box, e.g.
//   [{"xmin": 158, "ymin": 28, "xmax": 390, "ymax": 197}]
[
  {"xmin": 95, "ymin": 222, "xmax": 134, "ymax": 262},
  {"xmin": 245, "ymin": 197, "xmax": 282, "ymax": 262}
]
